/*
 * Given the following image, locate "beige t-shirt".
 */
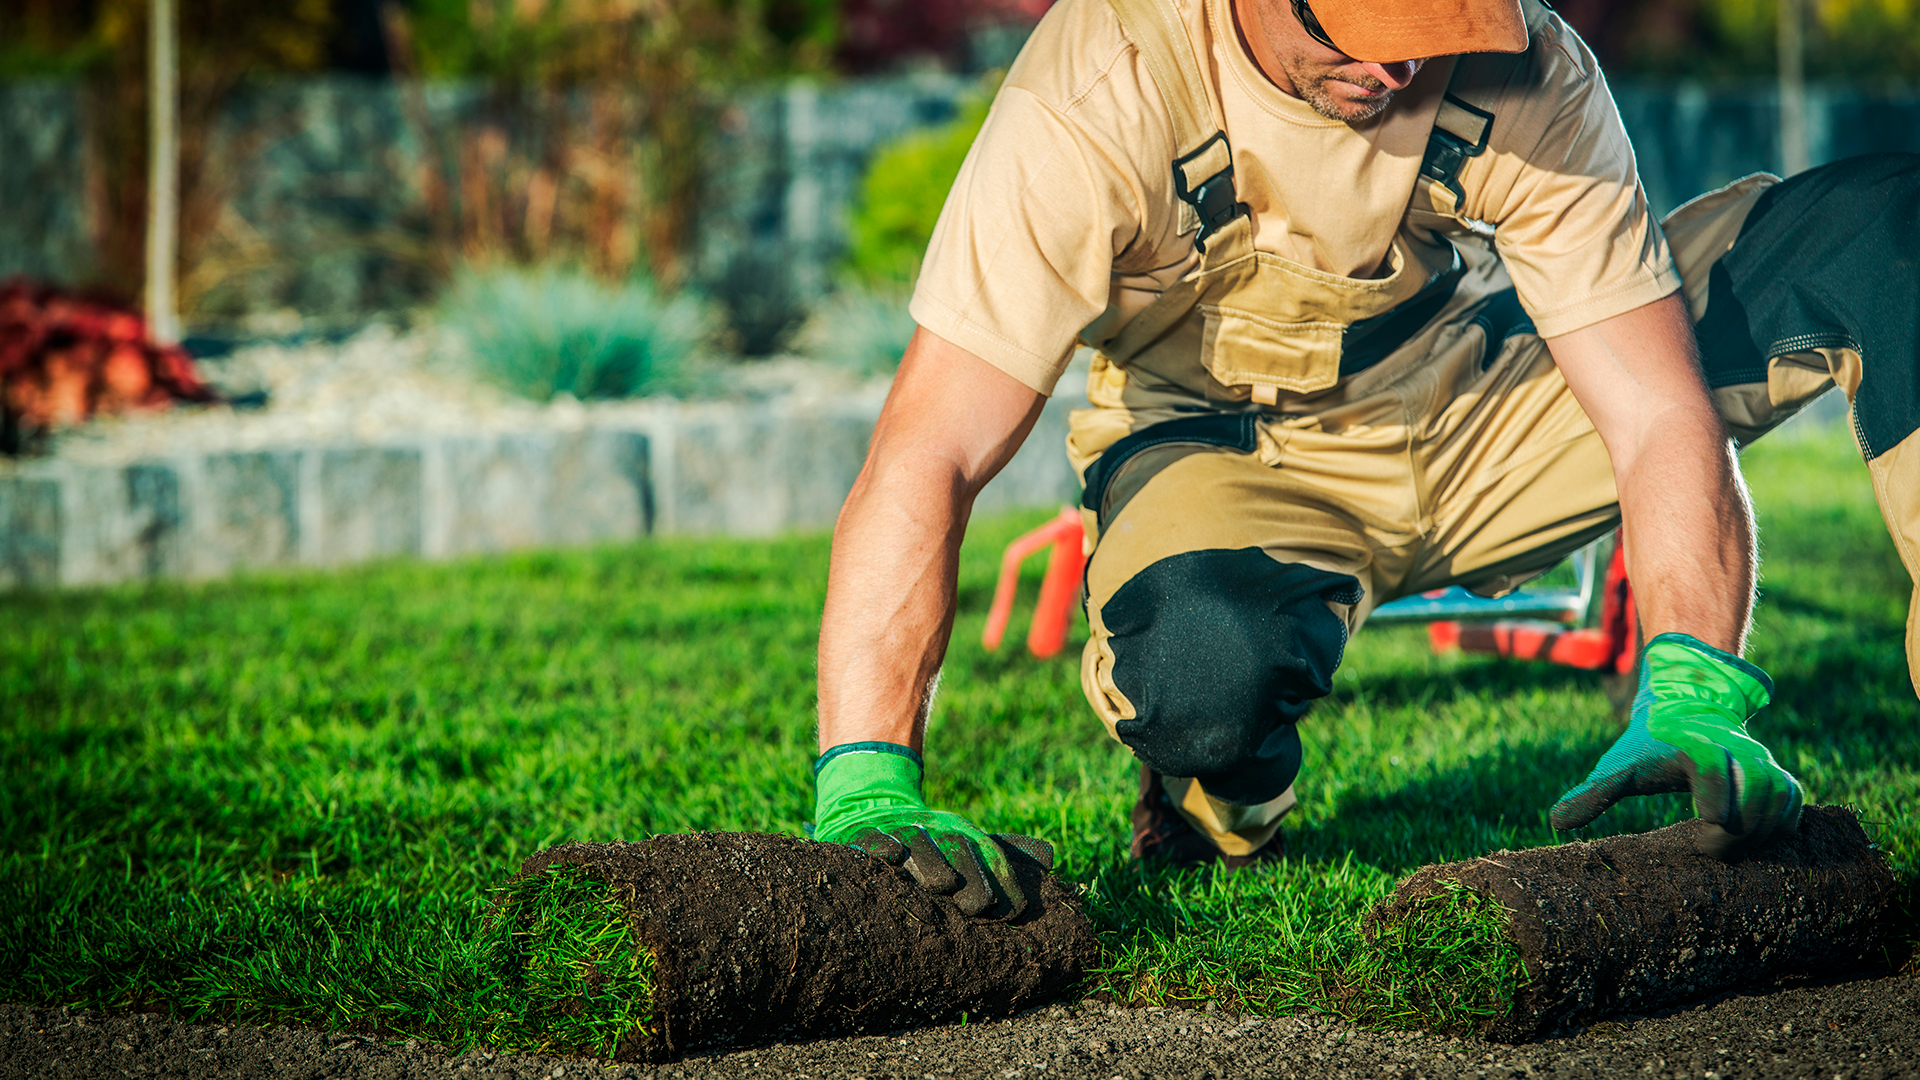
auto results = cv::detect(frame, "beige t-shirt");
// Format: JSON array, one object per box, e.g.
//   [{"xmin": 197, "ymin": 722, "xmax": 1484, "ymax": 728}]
[{"xmin": 908, "ymin": 0, "xmax": 1681, "ymax": 395}]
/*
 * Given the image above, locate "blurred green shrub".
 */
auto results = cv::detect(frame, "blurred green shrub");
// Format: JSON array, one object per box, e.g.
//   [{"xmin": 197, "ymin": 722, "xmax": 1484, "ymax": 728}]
[
  {"xmin": 439, "ymin": 263, "xmax": 712, "ymax": 401},
  {"xmin": 1592, "ymin": 0, "xmax": 1920, "ymax": 80},
  {"xmin": 819, "ymin": 80, "xmax": 997, "ymax": 371},
  {"xmin": 841, "ymin": 88, "xmax": 995, "ymax": 288},
  {"xmin": 791, "ymin": 283, "xmax": 917, "ymax": 375},
  {"xmin": 0, "ymin": 0, "xmax": 337, "ymax": 306}
]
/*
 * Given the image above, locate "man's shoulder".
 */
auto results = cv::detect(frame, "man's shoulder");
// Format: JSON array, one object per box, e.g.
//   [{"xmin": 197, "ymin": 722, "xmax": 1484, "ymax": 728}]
[
  {"xmin": 1004, "ymin": 0, "xmax": 1165, "ymax": 118},
  {"xmin": 1451, "ymin": 2, "xmax": 1605, "ymax": 113}
]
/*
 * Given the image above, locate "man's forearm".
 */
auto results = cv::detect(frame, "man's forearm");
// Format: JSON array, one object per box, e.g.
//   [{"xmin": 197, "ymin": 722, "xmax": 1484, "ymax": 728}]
[
  {"xmin": 1614, "ymin": 412, "xmax": 1756, "ymax": 654},
  {"xmin": 816, "ymin": 454, "xmax": 970, "ymax": 752},
  {"xmin": 1547, "ymin": 291, "xmax": 1756, "ymax": 655},
  {"xmin": 815, "ymin": 328, "xmax": 1048, "ymax": 753}
]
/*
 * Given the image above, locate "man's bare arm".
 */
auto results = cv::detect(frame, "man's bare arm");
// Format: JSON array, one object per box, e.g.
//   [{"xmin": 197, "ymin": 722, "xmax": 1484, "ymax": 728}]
[
  {"xmin": 1545, "ymin": 290, "xmax": 1756, "ymax": 653},
  {"xmin": 816, "ymin": 327, "xmax": 1047, "ymax": 752},
  {"xmin": 1545, "ymin": 291, "xmax": 1802, "ymax": 853}
]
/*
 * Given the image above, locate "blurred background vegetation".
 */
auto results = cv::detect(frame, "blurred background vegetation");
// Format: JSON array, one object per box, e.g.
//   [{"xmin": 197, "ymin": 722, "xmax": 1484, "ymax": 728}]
[
  {"xmin": 10, "ymin": 0, "xmax": 1918, "ymax": 83},
  {"xmin": 1560, "ymin": 0, "xmax": 1920, "ymax": 81},
  {"xmin": 0, "ymin": 0, "xmax": 1917, "ymax": 392}
]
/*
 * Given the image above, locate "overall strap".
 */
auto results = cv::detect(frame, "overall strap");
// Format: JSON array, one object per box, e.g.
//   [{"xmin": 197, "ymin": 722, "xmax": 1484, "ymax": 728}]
[
  {"xmin": 1418, "ymin": 0, "xmax": 1552, "ymax": 215},
  {"xmin": 1103, "ymin": 0, "xmax": 1247, "ymax": 251},
  {"xmin": 1421, "ymin": 93, "xmax": 1495, "ymax": 207}
]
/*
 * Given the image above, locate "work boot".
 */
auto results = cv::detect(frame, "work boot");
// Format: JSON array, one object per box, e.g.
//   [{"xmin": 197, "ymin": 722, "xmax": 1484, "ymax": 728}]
[{"xmin": 1129, "ymin": 766, "xmax": 1284, "ymax": 871}]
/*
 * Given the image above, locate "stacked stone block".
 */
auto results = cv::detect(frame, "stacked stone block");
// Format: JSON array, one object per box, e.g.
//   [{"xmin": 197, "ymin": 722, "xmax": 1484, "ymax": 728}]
[{"xmin": 0, "ymin": 390, "xmax": 1083, "ymax": 591}]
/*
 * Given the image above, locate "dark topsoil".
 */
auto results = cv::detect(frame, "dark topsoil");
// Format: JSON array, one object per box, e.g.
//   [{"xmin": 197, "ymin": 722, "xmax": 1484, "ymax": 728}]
[{"xmin": 8, "ymin": 969, "xmax": 1919, "ymax": 1080}]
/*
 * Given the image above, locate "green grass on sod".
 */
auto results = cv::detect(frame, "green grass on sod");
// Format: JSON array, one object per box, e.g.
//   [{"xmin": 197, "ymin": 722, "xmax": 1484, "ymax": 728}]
[{"xmin": 2, "ymin": 421, "xmax": 1914, "ymax": 1051}]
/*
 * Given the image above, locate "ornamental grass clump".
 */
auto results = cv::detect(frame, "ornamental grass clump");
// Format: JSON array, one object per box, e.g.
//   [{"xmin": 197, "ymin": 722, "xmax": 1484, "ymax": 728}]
[
  {"xmin": 791, "ymin": 283, "xmax": 917, "ymax": 375},
  {"xmin": 440, "ymin": 264, "xmax": 712, "ymax": 402}
]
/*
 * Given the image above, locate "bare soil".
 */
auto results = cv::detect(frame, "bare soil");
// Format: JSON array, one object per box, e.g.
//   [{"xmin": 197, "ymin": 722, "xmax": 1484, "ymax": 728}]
[{"xmin": 7, "ymin": 969, "xmax": 1920, "ymax": 1079}]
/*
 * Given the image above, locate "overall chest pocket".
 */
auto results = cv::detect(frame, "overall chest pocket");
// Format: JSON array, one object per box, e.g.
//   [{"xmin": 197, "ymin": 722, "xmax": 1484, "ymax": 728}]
[
  {"xmin": 1195, "ymin": 243, "xmax": 1425, "ymax": 399},
  {"xmin": 1198, "ymin": 303, "xmax": 1347, "ymax": 395}
]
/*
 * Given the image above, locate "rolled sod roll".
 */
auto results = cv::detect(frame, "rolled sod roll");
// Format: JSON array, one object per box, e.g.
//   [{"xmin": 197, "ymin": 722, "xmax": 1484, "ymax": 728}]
[
  {"xmin": 1363, "ymin": 805, "xmax": 1901, "ymax": 1041},
  {"xmin": 504, "ymin": 832, "xmax": 1100, "ymax": 1061}
]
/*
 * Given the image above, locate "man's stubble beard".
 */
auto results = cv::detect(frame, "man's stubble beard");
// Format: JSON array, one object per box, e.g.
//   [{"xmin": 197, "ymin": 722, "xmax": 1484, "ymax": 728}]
[{"xmin": 1299, "ymin": 69, "xmax": 1396, "ymax": 123}]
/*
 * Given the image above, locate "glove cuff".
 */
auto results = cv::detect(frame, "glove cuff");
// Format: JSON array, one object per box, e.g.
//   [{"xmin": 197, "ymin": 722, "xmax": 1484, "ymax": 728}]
[
  {"xmin": 814, "ymin": 740, "xmax": 923, "ymax": 777},
  {"xmin": 1644, "ymin": 632, "xmax": 1773, "ymax": 711},
  {"xmin": 812, "ymin": 742, "xmax": 927, "ymax": 843}
]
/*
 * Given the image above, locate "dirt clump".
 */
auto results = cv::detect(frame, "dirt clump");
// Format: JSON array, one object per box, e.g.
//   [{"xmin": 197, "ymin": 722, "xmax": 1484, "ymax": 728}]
[
  {"xmin": 1366, "ymin": 804, "xmax": 1901, "ymax": 1040},
  {"xmin": 512, "ymin": 832, "xmax": 1099, "ymax": 1062}
]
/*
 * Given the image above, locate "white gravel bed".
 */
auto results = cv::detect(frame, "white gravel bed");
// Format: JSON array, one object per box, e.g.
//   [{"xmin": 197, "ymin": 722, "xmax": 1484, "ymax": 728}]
[{"xmin": 19, "ymin": 323, "xmax": 885, "ymax": 470}]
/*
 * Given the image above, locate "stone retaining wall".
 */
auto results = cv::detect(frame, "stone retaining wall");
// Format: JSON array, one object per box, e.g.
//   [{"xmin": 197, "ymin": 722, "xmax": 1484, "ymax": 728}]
[{"xmin": 0, "ymin": 388, "xmax": 1083, "ymax": 591}]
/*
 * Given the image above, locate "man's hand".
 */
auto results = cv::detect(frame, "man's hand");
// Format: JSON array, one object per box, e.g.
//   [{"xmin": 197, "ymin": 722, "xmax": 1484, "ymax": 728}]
[
  {"xmin": 812, "ymin": 742, "xmax": 1054, "ymax": 917},
  {"xmin": 1551, "ymin": 632, "xmax": 1805, "ymax": 857}
]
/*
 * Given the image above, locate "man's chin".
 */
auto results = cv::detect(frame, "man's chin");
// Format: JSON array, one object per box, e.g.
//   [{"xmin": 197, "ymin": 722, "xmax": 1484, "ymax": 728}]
[{"xmin": 1306, "ymin": 79, "xmax": 1394, "ymax": 123}]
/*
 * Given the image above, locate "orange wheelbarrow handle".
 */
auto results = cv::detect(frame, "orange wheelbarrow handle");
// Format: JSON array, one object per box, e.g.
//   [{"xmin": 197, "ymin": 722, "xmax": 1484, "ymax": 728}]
[{"xmin": 982, "ymin": 507, "xmax": 1087, "ymax": 659}]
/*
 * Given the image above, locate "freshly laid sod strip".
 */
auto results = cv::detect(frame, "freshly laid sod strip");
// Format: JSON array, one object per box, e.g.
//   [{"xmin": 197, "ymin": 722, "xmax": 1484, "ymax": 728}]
[
  {"xmin": 1361, "ymin": 806, "xmax": 1899, "ymax": 1041},
  {"xmin": 490, "ymin": 865, "xmax": 657, "ymax": 1058},
  {"xmin": 508, "ymin": 833, "xmax": 1098, "ymax": 1061},
  {"xmin": 1, "ymin": 420, "xmax": 1914, "ymax": 1051}
]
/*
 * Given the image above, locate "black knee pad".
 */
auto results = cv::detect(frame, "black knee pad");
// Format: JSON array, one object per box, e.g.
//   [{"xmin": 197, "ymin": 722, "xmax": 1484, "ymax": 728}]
[
  {"xmin": 1101, "ymin": 547, "xmax": 1362, "ymax": 805},
  {"xmin": 1697, "ymin": 153, "xmax": 1920, "ymax": 460}
]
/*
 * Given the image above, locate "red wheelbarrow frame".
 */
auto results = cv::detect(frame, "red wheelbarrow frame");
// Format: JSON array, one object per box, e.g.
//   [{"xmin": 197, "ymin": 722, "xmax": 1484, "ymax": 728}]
[{"xmin": 982, "ymin": 507, "xmax": 1637, "ymax": 674}]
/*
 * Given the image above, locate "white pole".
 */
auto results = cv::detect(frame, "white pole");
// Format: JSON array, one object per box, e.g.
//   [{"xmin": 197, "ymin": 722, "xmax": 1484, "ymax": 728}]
[
  {"xmin": 146, "ymin": 0, "xmax": 180, "ymax": 344},
  {"xmin": 1778, "ymin": 0, "xmax": 1809, "ymax": 176}
]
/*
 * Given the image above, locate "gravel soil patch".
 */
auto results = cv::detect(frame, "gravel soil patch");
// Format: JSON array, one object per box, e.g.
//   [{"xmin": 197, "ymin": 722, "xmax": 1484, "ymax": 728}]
[{"xmin": 7, "ymin": 971, "xmax": 1917, "ymax": 1080}]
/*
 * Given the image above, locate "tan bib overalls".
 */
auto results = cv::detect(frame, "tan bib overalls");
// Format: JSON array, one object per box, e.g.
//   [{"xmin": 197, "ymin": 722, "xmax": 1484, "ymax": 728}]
[{"xmin": 1073, "ymin": 0, "xmax": 1916, "ymax": 855}]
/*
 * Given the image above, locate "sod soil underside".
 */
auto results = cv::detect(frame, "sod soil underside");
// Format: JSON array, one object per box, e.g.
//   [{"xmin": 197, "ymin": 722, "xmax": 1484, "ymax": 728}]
[
  {"xmin": 514, "ymin": 834, "xmax": 1099, "ymax": 1059},
  {"xmin": 7, "ymin": 971, "xmax": 1917, "ymax": 1079},
  {"xmin": 1365, "ymin": 806, "xmax": 1900, "ymax": 1040}
]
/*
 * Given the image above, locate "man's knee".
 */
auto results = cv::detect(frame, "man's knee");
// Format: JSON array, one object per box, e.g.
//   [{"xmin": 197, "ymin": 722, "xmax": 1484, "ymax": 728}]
[{"xmin": 1099, "ymin": 547, "xmax": 1362, "ymax": 804}]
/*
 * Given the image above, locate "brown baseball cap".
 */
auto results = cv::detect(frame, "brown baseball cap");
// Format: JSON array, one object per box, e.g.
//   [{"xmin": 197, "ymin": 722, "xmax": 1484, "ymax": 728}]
[{"xmin": 1311, "ymin": 0, "xmax": 1530, "ymax": 64}]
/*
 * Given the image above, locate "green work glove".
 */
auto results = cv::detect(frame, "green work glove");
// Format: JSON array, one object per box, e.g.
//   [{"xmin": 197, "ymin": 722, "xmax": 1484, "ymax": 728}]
[
  {"xmin": 811, "ymin": 741, "xmax": 1053, "ymax": 918},
  {"xmin": 1551, "ymin": 632, "xmax": 1805, "ymax": 857}
]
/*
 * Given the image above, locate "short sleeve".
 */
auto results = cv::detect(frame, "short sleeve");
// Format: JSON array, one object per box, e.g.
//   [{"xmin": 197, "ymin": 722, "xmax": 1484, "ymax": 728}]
[
  {"xmin": 1453, "ymin": 16, "xmax": 1682, "ymax": 339},
  {"xmin": 908, "ymin": 5, "xmax": 1158, "ymax": 395}
]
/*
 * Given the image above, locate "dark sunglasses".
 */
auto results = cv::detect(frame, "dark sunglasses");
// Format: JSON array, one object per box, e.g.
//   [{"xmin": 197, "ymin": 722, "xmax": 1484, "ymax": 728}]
[{"xmin": 1291, "ymin": 0, "xmax": 1344, "ymax": 53}]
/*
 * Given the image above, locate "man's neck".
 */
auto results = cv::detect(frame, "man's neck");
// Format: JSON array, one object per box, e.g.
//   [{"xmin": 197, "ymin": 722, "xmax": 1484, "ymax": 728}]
[{"xmin": 1229, "ymin": 0, "xmax": 1305, "ymax": 99}]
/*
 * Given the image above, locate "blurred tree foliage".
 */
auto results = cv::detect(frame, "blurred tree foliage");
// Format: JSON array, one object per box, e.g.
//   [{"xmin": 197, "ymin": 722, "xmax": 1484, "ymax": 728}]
[
  {"xmin": 405, "ymin": 0, "xmax": 837, "ymax": 82},
  {"xmin": 0, "ymin": 0, "xmax": 337, "ymax": 307},
  {"xmin": 1558, "ymin": 0, "xmax": 1920, "ymax": 81},
  {"xmin": 0, "ymin": 0, "xmax": 334, "ymax": 79},
  {"xmin": 0, "ymin": 0, "xmax": 841, "ymax": 313},
  {"xmin": 387, "ymin": 0, "xmax": 840, "ymax": 287},
  {"xmin": 834, "ymin": 0, "xmax": 1051, "ymax": 73}
]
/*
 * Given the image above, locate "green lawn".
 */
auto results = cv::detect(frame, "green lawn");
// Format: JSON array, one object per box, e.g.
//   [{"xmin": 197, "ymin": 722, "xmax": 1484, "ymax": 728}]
[{"xmin": 1, "ymin": 419, "xmax": 1914, "ymax": 1052}]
